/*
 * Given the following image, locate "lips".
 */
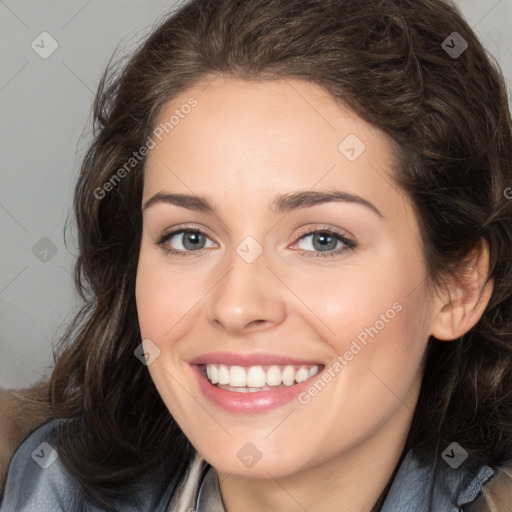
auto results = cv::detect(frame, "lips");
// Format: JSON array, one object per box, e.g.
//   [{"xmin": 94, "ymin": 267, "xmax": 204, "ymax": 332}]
[
  {"xmin": 188, "ymin": 351, "xmax": 324, "ymax": 367},
  {"xmin": 189, "ymin": 352, "xmax": 326, "ymax": 413}
]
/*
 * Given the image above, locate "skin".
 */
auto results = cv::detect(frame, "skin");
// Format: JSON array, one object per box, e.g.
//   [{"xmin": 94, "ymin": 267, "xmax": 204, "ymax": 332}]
[{"xmin": 135, "ymin": 76, "xmax": 493, "ymax": 512}]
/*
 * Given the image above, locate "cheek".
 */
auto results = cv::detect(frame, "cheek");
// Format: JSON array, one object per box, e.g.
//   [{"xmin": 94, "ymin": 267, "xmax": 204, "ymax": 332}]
[
  {"xmin": 135, "ymin": 251, "xmax": 196, "ymax": 342},
  {"xmin": 135, "ymin": 253, "xmax": 200, "ymax": 424},
  {"xmin": 288, "ymin": 250, "xmax": 431, "ymax": 366},
  {"xmin": 291, "ymin": 272, "xmax": 431, "ymax": 443}
]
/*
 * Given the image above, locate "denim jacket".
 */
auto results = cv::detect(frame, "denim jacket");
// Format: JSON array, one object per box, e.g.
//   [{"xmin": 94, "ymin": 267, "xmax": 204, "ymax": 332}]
[{"xmin": 0, "ymin": 419, "xmax": 501, "ymax": 511}]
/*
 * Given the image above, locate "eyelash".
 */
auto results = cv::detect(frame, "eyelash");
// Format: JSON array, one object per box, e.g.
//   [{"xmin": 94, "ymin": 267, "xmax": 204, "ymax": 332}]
[
  {"xmin": 156, "ymin": 225, "xmax": 356, "ymax": 258},
  {"xmin": 294, "ymin": 226, "xmax": 356, "ymax": 258}
]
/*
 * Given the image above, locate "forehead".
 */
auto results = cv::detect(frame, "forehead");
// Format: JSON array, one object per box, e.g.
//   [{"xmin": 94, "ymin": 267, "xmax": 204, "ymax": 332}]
[{"xmin": 143, "ymin": 76, "xmax": 407, "ymax": 217}]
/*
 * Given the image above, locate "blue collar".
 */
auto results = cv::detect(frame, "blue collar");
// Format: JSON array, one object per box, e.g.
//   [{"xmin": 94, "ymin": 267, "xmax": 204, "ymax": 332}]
[{"xmin": 192, "ymin": 449, "xmax": 495, "ymax": 511}]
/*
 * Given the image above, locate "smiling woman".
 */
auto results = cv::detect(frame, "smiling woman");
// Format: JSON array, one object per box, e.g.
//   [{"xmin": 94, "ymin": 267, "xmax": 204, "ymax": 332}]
[{"xmin": 1, "ymin": 0, "xmax": 512, "ymax": 511}]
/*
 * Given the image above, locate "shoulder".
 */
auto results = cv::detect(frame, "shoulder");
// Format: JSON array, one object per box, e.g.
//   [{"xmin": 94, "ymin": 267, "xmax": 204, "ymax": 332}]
[
  {"xmin": 0, "ymin": 418, "xmax": 91, "ymax": 511},
  {"xmin": 468, "ymin": 458, "xmax": 512, "ymax": 511},
  {"xmin": 382, "ymin": 445, "xmax": 512, "ymax": 512},
  {"xmin": 0, "ymin": 419, "xmax": 181, "ymax": 512}
]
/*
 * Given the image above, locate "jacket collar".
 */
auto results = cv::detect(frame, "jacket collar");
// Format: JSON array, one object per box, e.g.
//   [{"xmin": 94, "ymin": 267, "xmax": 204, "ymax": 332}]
[
  {"xmin": 186, "ymin": 448, "xmax": 496, "ymax": 511},
  {"xmin": 380, "ymin": 448, "xmax": 495, "ymax": 511}
]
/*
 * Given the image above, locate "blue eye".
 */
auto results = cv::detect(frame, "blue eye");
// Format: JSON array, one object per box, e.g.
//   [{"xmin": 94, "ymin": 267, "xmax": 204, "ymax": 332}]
[
  {"xmin": 156, "ymin": 226, "xmax": 356, "ymax": 258},
  {"xmin": 157, "ymin": 229, "xmax": 215, "ymax": 254},
  {"xmin": 294, "ymin": 228, "xmax": 356, "ymax": 258}
]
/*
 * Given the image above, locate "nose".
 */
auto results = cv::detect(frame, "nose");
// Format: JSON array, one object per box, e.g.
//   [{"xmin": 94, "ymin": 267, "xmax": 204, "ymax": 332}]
[{"xmin": 205, "ymin": 249, "xmax": 287, "ymax": 336}]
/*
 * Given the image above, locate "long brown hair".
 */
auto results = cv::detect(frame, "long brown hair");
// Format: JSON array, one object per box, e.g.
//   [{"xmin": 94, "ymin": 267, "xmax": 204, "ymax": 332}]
[{"xmin": 40, "ymin": 0, "xmax": 512, "ymax": 509}]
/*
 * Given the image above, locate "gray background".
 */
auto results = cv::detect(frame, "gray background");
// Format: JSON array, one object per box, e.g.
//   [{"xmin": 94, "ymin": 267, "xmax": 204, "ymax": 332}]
[{"xmin": 1, "ymin": 0, "xmax": 511, "ymax": 389}]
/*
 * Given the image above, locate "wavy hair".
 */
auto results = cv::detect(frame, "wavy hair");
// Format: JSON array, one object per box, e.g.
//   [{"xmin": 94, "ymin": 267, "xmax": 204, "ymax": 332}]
[{"xmin": 35, "ymin": 0, "xmax": 512, "ymax": 509}]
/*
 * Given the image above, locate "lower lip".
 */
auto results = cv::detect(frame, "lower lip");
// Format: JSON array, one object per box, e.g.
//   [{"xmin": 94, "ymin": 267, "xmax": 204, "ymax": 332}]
[{"xmin": 191, "ymin": 364, "xmax": 324, "ymax": 414}]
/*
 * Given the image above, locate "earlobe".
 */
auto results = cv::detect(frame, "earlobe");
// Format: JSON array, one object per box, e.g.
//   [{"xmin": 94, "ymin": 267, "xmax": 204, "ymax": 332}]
[{"xmin": 430, "ymin": 239, "xmax": 494, "ymax": 341}]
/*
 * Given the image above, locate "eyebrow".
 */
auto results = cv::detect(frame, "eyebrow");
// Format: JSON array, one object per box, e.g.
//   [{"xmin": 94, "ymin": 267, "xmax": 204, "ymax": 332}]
[
  {"xmin": 142, "ymin": 190, "xmax": 384, "ymax": 218},
  {"xmin": 143, "ymin": 192, "xmax": 214, "ymax": 213},
  {"xmin": 271, "ymin": 190, "xmax": 384, "ymax": 218}
]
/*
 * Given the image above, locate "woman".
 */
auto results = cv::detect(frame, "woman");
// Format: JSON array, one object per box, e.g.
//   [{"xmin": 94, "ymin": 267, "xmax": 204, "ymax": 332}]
[{"xmin": 1, "ymin": 0, "xmax": 512, "ymax": 510}]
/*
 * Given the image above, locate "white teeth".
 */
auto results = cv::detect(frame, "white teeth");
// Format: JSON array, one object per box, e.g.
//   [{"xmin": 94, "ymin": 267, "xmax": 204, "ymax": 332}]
[
  {"xmin": 295, "ymin": 368, "xmax": 309, "ymax": 383},
  {"xmin": 216, "ymin": 384, "xmax": 275, "ymax": 393},
  {"xmin": 209, "ymin": 364, "xmax": 219, "ymax": 384},
  {"xmin": 246, "ymin": 366, "xmax": 266, "ymax": 387},
  {"xmin": 282, "ymin": 365, "xmax": 295, "ymax": 386},
  {"xmin": 218, "ymin": 365, "xmax": 230, "ymax": 385},
  {"xmin": 266, "ymin": 365, "xmax": 282, "ymax": 386},
  {"xmin": 229, "ymin": 366, "xmax": 246, "ymax": 387},
  {"xmin": 204, "ymin": 363, "xmax": 322, "ymax": 390}
]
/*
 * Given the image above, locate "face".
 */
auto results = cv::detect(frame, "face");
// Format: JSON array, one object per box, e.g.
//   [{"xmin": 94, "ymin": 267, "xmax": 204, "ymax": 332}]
[{"xmin": 135, "ymin": 76, "xmax": 436, "ymax": 479}]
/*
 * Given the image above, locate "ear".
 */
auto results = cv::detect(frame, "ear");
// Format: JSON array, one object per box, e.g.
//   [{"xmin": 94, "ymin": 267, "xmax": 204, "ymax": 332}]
[{"xmin": 430, "ymin": 238, "xmax": 494, "ymax": 341}]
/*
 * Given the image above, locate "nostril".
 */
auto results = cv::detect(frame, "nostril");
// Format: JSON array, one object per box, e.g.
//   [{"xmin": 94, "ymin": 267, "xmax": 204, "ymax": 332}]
[{"xmin": 250, "ymin": 318, "xmax": 270, "ymax": 326}]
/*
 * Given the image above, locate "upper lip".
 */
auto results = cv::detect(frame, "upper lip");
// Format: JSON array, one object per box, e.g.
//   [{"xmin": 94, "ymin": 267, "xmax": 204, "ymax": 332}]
[{"xmin": 189, "ymin": 351, "xmax": 324, "ymax": 367}]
